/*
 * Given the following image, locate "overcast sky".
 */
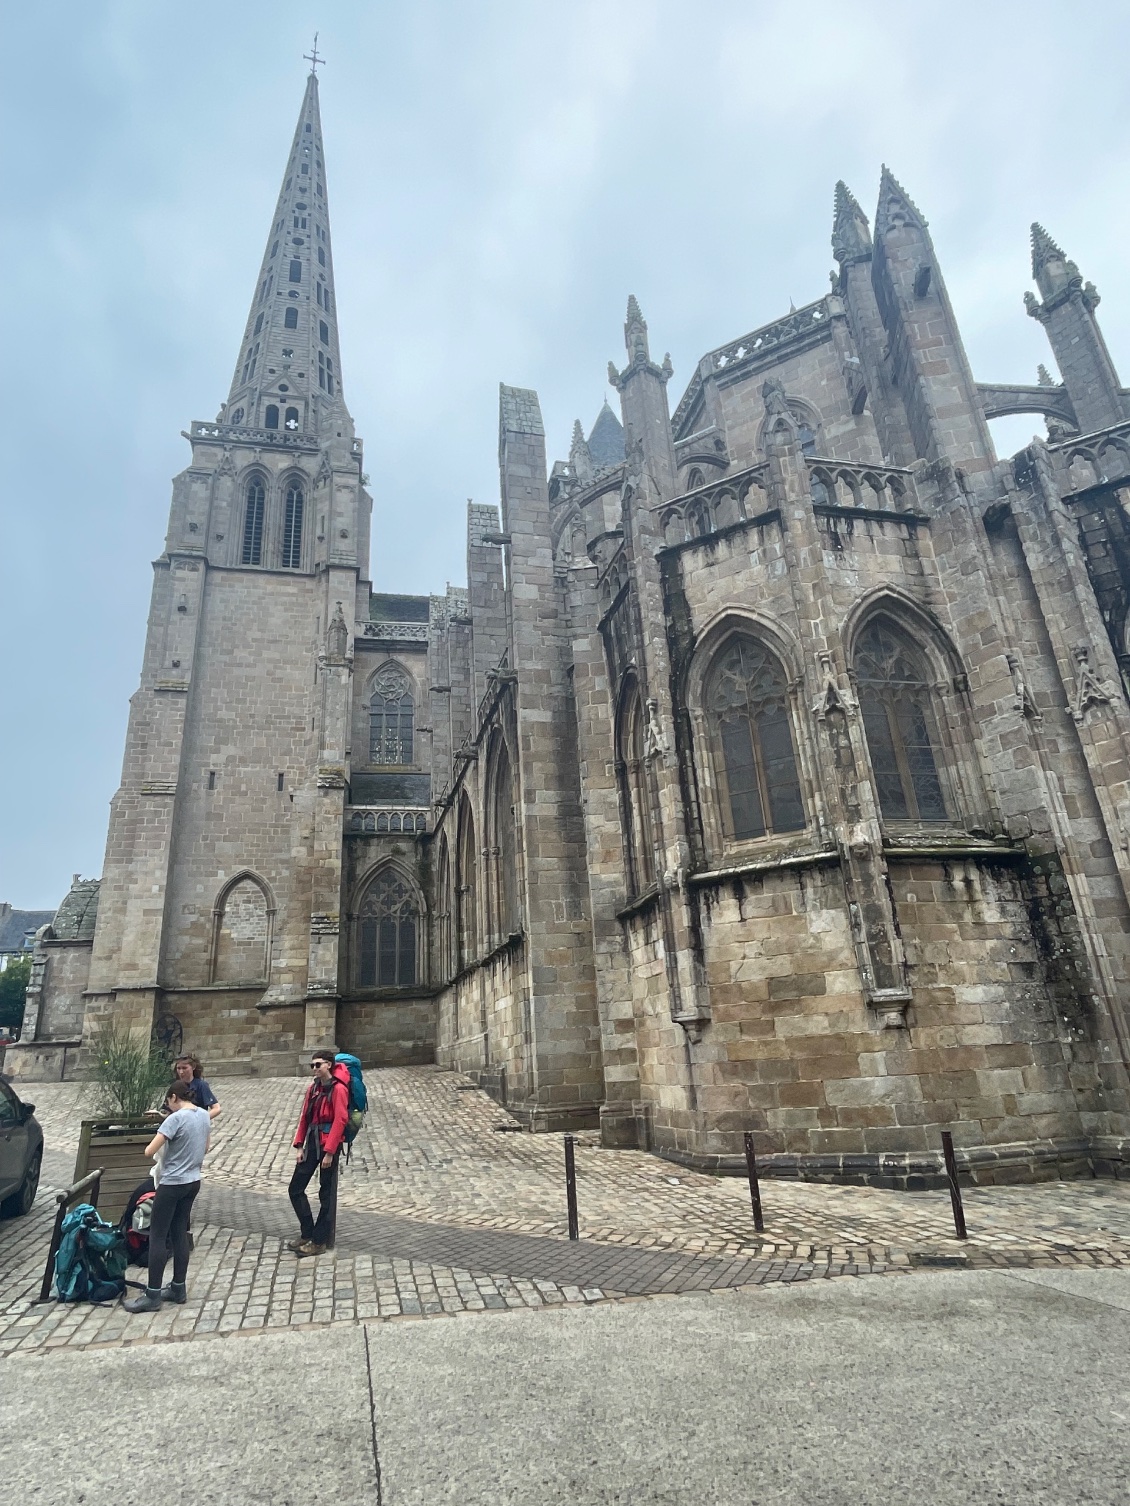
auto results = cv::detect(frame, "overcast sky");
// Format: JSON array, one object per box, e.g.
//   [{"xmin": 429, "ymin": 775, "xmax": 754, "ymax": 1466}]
[{"xmin": 4, "ymin": 0, "xmax": 1130, "ymax": 909}]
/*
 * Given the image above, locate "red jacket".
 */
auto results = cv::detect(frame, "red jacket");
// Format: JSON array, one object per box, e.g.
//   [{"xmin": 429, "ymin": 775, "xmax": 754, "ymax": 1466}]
[{"xmin": 293, "ymin": 1063, "xmax": 350, "ymax": 1157}]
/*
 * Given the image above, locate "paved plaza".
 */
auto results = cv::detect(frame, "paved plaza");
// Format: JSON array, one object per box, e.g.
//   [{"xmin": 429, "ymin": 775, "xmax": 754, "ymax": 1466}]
[
  {"xmin": 5, "ymin": 1269, "xmax": 1130, "ymax": 1504},
  {"xmin": 3, "ymin": 1066, "xmax": 1130, "ymax": 1357}
]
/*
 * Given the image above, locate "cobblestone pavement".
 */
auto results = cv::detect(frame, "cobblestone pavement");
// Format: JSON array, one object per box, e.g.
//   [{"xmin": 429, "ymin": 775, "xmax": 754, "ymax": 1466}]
[{"xmin": 4, "ymin": 1066, "xmax": 1129, "ymax": 1358}]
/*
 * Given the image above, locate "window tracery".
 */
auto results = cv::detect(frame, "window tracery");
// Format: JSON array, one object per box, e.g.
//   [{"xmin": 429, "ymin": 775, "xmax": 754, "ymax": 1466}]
[
  {"xmin": 705, "ymin": 636, "xmax": 805, "ymax": 840},
  {"xmin": 368, "ymin": 665, "xmax": 414, "ymax": 765},
  {"xmin": 357, "ymin": 869, "xmax": 418, "ymax": 988},
  {"xmin": 854, "ymin": 618, "xmax": 947, "ymax": 822}
]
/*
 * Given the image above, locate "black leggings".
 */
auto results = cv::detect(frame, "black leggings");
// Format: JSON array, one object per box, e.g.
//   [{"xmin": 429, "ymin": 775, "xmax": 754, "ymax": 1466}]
[{"xmin": 148, "ymin": 1181, "xmax": 200, "ymax": 1290}]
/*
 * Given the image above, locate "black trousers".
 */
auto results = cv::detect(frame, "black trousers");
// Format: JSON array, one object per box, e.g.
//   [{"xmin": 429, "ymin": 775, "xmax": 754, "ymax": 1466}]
[
  {"xmin": 288, "ymin": 1143, "xmax": 339, "ymax": 1246},
  {"xmin": 148, "ymin": 1180, "xmax": 200, "ymax": 1290}
]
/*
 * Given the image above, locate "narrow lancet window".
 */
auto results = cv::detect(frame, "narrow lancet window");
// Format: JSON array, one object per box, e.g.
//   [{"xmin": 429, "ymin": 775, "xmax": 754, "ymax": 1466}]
[
  {"xmin": 241, "ymin": 479, "xmax": 265, "ymax": 566},
  {"xmin": 281, "ymin": 482, "xmax": 304, "ymax": 569}
]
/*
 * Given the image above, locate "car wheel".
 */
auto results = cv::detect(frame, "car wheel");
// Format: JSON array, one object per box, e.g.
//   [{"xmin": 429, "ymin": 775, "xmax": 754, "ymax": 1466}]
[{"xmin": 1, "ymin": 1150, "xmax": 41, "ymax": 1218}]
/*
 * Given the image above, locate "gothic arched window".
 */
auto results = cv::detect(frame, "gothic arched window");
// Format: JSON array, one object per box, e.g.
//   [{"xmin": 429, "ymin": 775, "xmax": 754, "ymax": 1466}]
[
  {"xmin": 241, "ymin": 479, "xmax": 265, "ymax": 566},
  {"xmin": 854, "ymin": 618, "xmax": 947, "ymax": 822},
  {"xmin": 456, "ymin": 797, "xmax": 478, "ymax": 968},
  {"xmin": 435, "ymin": 832, "xmax": 453, "ymax": 980},
  {"xmin": 357, "ymin": 869, "xmax": 418, "ymax": 988},
  {"xmin": 284, "ymin": 305, "xmax": 299, "ymax": 329},
  {"xmin": 617, "ymin": 682, "xmax": 655, "ymax": 895},
  {"xmin": 211, "ymin": 874, "xmax": 271, "ymax": 984},
  {"xmin": 488, "ymin": 739, "xmax": 518, "ymax": 941},
  {"xmin": 368, "ymin": 665, "xmax": 414, "ymax": 765},
  {"xmin": 706, "ymin": 636, "xmax": 805, "ymax": 840},
  {"xmin": 265, "ymin": 404, "xmax": 279, "ymax": 430},
  {"xmin": 281, "ymin": 481, "xmax": 304, "ymax": 569}
]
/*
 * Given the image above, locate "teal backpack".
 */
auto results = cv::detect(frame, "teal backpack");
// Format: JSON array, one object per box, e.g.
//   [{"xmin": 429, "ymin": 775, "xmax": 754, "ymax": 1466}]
[
  {"xmin": 335, "ymin": 1053, "xmax": 368, "ymax": 1155},
  {"xmin": 55, "ymin": 1203, "xmax": 128, "ymax": 1303}
]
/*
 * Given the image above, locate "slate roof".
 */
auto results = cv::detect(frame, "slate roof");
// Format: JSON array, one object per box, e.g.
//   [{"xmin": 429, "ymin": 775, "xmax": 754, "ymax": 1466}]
[
  {"xmin": 0, "ymin": 908, "xmax": 54, "ymax": 954},
  {"xmin": 587, "ymin": 401, "xmax": 625, "ymax": 468}
]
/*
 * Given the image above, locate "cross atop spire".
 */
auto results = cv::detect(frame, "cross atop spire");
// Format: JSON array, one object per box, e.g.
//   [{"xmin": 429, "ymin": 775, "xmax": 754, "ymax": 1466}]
[
  {"xmin": 304, "ymin": 32, "xmax": 324, "ymax": 74},
  {"xmin": 221, "ymin": 70, "xmax": 349, "ymax": 438}
]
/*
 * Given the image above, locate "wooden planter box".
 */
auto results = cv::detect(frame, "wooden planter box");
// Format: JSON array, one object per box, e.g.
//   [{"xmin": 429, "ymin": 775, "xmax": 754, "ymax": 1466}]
[{"xmin": 73, "ymin": 1115, "xmax": 161, "ymax": 1223}]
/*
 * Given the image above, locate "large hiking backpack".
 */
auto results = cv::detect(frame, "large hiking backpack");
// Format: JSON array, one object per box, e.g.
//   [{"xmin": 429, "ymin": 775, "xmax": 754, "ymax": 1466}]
[
  {"xmin": 335, "ymin": 1053, "xmax": 368, "ymax": 1154},
  {"xmin": 55, "ymin": 1203, "xmax": 128, "ymax": 1303},
  {"xmin": 121, "ymin": 1183, "xmax": 157, "ymax": 1265}
]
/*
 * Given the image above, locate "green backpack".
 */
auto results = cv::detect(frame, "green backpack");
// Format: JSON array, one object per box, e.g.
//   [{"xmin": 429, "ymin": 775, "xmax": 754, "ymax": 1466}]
[{"xmin": 55, "ymin": 1203, "xmax": 128, "ymax": 1303}]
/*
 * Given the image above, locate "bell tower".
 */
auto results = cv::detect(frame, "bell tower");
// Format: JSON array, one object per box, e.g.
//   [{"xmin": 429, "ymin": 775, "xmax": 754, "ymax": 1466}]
[{"xmin": 81, "ymin": 61, "xmax": 371, "ymax": 1069}]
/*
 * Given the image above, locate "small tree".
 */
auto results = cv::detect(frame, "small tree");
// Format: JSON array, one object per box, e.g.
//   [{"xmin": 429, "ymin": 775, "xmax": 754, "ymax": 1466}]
[
  {"xmin": 89, "ymin": 1024, "xmax": 173, "ymax": 1118},
  {"xmin": 0, "ymin": 954, "xmax": 32, "ymax": 1035}
]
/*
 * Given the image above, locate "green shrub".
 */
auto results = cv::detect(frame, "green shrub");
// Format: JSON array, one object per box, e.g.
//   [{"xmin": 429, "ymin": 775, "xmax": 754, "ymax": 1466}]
[
  {"xmin": 89, "ymin": 1024, "xmax": 173, "ymax": 1117},
  {"xmin": 0, "ymin": 954, "xmax": 32, "ymax": 1033}
]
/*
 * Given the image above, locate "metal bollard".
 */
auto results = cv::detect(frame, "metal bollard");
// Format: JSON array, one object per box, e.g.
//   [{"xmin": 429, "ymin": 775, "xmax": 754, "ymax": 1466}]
[
  {"xmin": 563, "ymin": 1134, "xmax": 579, "ymax": 1240},
  {"xmin": 940, "ymin": 1129, "xmax": 968, "ymax": 1240},
  {"xmin": 743, "ymin": 1131, "xmax": 765, "ymax": 1234}
]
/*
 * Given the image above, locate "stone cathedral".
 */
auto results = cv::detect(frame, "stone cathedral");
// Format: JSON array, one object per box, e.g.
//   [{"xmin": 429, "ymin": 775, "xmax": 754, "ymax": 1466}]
[{"xmin": 15, "ymin": 71, "xmax": 1130, "ymax": 1182}]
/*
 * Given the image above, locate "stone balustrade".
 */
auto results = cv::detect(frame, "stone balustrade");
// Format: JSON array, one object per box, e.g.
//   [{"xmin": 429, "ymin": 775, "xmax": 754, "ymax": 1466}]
[{"xmin": 347, "ymin": 806, "xmax": 430, "ymax": 836}]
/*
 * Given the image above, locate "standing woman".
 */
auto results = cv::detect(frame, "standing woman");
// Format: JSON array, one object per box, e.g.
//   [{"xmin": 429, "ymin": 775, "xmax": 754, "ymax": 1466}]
[
  {"xmin": 124, "ymin": 1080, "xmax": 210, "ymax": 1313},
  {"xmin": 173, "ymin": 1054, "xmax": 222, "ymax": 1121}
]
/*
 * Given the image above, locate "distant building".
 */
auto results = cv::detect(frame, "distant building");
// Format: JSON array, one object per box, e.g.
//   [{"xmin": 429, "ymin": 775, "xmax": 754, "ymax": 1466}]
[
  {"xmin": 0, "ymin": 904, "xmax": 54, "ymax": 967},
  {"xmin": 13, "ymin": 71, "xmax": 1130, "ymax": 1181}
]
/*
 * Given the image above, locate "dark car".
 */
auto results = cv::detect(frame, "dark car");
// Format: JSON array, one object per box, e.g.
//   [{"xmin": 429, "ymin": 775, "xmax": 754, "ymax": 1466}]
[{"xmin": 0, "ymin": 1074, "xmax": 43, "ymax": 1217}]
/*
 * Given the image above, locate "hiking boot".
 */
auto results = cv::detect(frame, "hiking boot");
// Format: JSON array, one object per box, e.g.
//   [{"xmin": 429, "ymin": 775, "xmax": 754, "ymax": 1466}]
[
  {"xmin": 161, "ymin": 1281, "xmax": 187, "ymax": 1305},
  {"xmin": 124, "ymin": 1287, "xmax": 163, "ymax": 1313},
  {"xmin": 295, "ymin": 1240, "xmax": 326, "ymax": 1257}
]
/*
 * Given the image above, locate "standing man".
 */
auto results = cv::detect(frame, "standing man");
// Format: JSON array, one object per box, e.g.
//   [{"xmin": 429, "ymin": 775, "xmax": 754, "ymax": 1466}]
[{"xmin": 288, "ymin": 1049, "xmax": 349, "ymax": 1257}]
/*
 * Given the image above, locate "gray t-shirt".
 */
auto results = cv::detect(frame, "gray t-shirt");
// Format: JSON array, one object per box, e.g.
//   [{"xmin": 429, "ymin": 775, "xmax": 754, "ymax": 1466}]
[{"xmin": 158, "ymin": 1105, "xmax": 210, "ymax": 1186}]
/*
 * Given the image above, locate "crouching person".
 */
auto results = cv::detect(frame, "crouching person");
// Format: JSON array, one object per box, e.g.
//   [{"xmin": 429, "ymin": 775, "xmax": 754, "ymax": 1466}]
[
  {"xmin": 288, "ymin": 1049, "xmax": 349, "ymax": 1256},
  {"xmin": 124, "ymin": 1080, "xmax": 210, "ymax": 1312}
]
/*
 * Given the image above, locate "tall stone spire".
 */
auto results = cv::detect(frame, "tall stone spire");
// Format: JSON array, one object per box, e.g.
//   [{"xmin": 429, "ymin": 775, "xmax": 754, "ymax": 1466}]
[{"xmin": 221, "ymin": 70, "xmax": 348, "ymax": 437}]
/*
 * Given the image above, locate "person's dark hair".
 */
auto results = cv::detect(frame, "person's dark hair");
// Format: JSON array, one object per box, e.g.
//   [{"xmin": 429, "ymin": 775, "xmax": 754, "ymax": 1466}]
[
  {"xmin": 175, "ymin": 1054, "xmax": 204, "ymax": 1080},
  {"xmin": 310, "ymin": 1049, "xmax": 336, "ymax": 1066},
  {"xmin": 166, "ymin": 1081, "xmax": 195, "ymax": 1105}
]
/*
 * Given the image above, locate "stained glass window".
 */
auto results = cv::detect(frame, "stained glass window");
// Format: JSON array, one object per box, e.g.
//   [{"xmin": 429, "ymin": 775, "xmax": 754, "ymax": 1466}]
[
  {"xmin": 368, "ymin": 665, "xmax": 414, "ymax": 765},
  {"xmin": 358, "ymin": 870, "xmax": 417, "ymax": 987},
  {"xmin": 855, "ymin": 619, "xmax": 948, "ymax": 821},
  {"xmin": 706, "ymin": 637, "xmax": 804, "ymax": 840}
]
